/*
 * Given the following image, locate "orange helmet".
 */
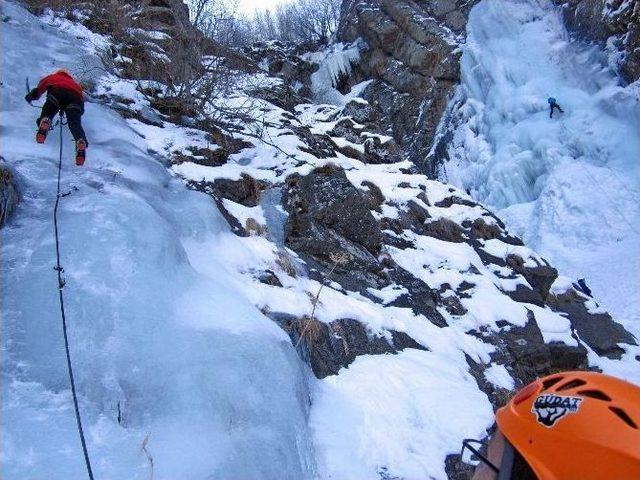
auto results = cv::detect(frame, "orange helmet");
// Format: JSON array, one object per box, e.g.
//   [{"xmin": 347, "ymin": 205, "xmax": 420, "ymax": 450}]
[{"xmin": 496, "ymin": 371, "xmax": 640, "ymax": 479}]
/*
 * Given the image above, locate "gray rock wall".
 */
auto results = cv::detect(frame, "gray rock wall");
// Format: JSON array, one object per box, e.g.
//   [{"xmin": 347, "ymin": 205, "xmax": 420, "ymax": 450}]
[
  {"xmin": 338, "ymin": 0, "xmax": 477, "ymax": 175},
  {"xmin": 553, "ymin": 0, "xmax": 640, "ymax": 82}
]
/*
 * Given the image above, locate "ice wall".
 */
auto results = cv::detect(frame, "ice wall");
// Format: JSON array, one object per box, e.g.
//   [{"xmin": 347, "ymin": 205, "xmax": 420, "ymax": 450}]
[{"xmin": 442, "ymin": 0, "xmax": 640, "ymax": 336}]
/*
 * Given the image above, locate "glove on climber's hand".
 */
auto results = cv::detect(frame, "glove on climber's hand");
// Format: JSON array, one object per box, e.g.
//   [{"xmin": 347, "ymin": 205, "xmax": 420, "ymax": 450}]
[{"xmin": 24, "ymin": 88, "xmax": 38, "ymax": 103}]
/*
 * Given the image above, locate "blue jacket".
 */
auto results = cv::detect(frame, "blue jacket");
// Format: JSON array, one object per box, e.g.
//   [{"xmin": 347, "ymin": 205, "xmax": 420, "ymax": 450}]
[{"xmin": 548, "ymin": 97, "xmax": 556, "ymax": 105}]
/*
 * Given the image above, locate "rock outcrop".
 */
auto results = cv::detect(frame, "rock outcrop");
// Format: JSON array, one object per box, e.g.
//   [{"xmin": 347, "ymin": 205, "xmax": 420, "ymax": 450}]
[
  {"xmin": 170, "ymin": 68, "xmax": 637, "ymax": 391},
  {"xmin": 0, "ymin": 160, "xmax": 19, "ymax": 228},
  {"xmin": 244, "ymin": 41, "xmax": 318, "ymax": 98},
  {"xmin": 277, "ymin": 159, "xmax": 636, "ymax": 388},
  {"xmin": 283, "ymin": 165, "xmax": 384, "ymax": 270},
  {"xmin": 273, "ymin": 315, "xmax": 427, "ymax": 378},
  {"xmin": 553, "ymin": 0, "xmax": 640, "ymax": 82},
  {"xmin": 282, "ymin": 165, "xmax": 444, "ymax": 323}
]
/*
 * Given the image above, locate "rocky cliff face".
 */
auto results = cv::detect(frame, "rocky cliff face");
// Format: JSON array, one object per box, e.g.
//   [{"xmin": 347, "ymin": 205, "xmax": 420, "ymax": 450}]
[
  {"xmin": 338, "ymin": 0, "xmax": 477, "ymax": 175},
  {"xmin": 42, "ymin": 0, "xmax": 256, "ymax": 97},
  {"xmin": 553, "ymin": 0, "xmax": 640, "ymax": 82},
  {"xmin": 167, "ymin": 38, "xmax": 638, "ymax": 390}
]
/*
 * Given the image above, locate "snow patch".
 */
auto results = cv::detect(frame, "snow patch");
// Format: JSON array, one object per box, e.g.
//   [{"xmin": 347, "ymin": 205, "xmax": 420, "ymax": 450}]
[
  {"xmin": 484, "ymin": 364, "xmax": 515, "ymax": 390},
  {"xmin": 311, "ymin": 350, "xmax": 494, "ymax": 480}
]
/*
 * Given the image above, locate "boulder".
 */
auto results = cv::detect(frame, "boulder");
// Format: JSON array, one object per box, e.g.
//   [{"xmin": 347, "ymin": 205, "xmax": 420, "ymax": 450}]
[
  {"xmin": 329, "ymin": 117, "xmax": 365, "ymax": 144},
  {"xmin": 506, "ymin": 254, "xmax": 558, "ymax": 300},
  {"xmin": 273, "ymin": 314, "xmax": 427, "ymax": 378},
  {"xmin": 291, "ymin": 126, "xmax": 337, "ymax": 159},
  {"xmin": 548, "ymin": 286, "xmax": 638, "ymax": 358},
  {"xmin": 362, "ymin": 135, "xmax": 402, "ymax": 164},
  {"xmin": 249, "ymin": 83, "xmax": 308, "ymax": 112},
  {"xmin": 282, "ymin": 166, "xmax": 445, "ymax": 324},
  {"xmin": 137, "ymin": 105, "xmax": 164, "ymax": 127},
  {"xmin": 342, "ymin": 99, "xmax": 376, "ymax": 124},
  {"xmin": 283, "ymin": 166, "xmax": 383, "ymax": 262},
  {"xmin": 212, "ymin": 175, "xmax": 268, "ymax": 207},
  {"xmin": 487, "ymin": 313, "xmax": 589, "ymax": 386}
]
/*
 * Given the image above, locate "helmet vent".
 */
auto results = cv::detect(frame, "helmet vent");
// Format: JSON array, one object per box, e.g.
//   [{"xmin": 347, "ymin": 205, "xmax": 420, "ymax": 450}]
[
  {"xmin": 577, "ymin": 389, "xmax": 611, "ymax": 401},
  {"xmin": 556, "ymin": 378, "xmax": 587, "ymax": 391},
  {"xmin": 609, "ymin": 406, "xmax": 638, "ymax": 430},
  {"xmin": 542, "ymin": 376, "xmax": 563, "ymax": 389}
]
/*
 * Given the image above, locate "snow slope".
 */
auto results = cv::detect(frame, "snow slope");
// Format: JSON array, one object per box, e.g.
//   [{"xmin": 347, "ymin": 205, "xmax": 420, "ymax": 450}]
[
  {"xmin": 1, "ymin": 2, "xmax": 316, "ymax": 478},
  {"xmin": 442, "ymin": 0, "xmax": 640, "ymax": 337}
]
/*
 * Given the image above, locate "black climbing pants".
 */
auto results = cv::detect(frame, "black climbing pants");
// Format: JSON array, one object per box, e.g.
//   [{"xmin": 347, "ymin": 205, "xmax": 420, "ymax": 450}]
[
  {"xmin": 549, "ymin": 103, "xmax": 564, "ymax": 118},
  {"xmin": 38, "ymin": 87, "xmax": 88, "ymax": 145}
]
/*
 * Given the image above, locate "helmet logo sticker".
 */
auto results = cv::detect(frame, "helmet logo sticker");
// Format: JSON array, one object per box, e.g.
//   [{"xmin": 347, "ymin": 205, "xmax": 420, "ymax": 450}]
[{"xmin": 532, "ymin": 394, "xmax": 583, "ymax": 427}]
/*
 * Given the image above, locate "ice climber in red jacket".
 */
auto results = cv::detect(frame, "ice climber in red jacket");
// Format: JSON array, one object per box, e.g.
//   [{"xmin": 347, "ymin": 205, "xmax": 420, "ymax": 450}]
[{"xmin": 25, "ymin": 69, "xmax": 88, "ymax": 166}]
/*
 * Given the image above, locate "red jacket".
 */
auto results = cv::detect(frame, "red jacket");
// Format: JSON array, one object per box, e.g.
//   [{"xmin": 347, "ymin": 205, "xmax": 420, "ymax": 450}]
[{"xmin": 36, "ymin": 70, "xmax": 83, "ymax": 100}]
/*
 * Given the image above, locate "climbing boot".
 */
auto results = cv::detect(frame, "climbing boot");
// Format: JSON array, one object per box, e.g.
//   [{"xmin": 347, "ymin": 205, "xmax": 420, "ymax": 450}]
[
  {"xmin": 75, "ymin": 139, "xmax": 87, "ymax": 166},
  {"xmin": 36, "ymin": 117, "xmax": 51, "ymax": 144}
]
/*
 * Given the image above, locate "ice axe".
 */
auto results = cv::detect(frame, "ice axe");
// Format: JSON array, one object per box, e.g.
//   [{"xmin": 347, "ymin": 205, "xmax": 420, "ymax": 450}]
[
  {"xmin": 25, "ymin": 76, "xmax": 37, "ymax": 107},
  {"xmin": 25, "ymin": 76, "xmax": 32, "ymax": 101},
  {"xmin": 25, "ymin": 77, "xmax": 43, "ymax": 108}
]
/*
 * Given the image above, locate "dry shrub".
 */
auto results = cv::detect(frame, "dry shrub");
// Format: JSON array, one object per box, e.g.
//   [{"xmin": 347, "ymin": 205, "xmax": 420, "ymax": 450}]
[
  {"xmin": 424, "ymin": 218, "xmax": 465, "ymax": 243},
  {"xmin": 471, "ymin": 218, "xmax": 502, "ymax": 240},
  {"xmin": 245, "ymin": 217, "xmax": 265, "ymax": 236},
  {"xmin": 294, "ymin": 252, "xmax": 349, "ymax": 349},
  {"xmin": 275, "ymin": 250, "xmax": 297, "ymax": 278},
  {"xmin": 23, "ymin": 0, "xmax": 80, "ymax": 15},
  {"xmin": 295, "ymin": 315, "xmax": 324, "ymax": 344},
  {"xmin": 312, "ymin": 162, "xmax": 341, "ymax": 175}
]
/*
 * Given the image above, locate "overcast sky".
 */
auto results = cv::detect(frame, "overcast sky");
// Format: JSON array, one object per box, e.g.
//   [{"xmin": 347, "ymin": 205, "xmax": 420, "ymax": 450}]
[{"xmin": 237, "ymin": 0, "xmax": 293, "ymax": 14}]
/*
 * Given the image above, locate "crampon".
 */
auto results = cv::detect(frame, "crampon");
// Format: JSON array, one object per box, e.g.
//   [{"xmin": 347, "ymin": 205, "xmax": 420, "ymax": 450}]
[{"xmin": 36, "ymin": 117, "xmax": 51, "ymax": 144}]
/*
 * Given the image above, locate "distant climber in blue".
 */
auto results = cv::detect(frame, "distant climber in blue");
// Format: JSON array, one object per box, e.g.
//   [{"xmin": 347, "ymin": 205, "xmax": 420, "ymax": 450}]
[{"xmin": 548, "ymin": 97, "xmax": 564, "ymax": 118}]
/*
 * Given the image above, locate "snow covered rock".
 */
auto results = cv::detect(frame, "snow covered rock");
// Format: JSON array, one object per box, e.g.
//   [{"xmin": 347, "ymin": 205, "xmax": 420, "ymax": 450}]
[
  {"xmin": 246, "ymin": 41, "xmax": 318, "ymax": 91},
  {"xmin": 283, "ymin": 165, "xmax": 383, "ymax": 269},
  {"xmin": 554, "ymin": 0, "xmax": 640, "ymax": 82},
  {"xmin": 275, "ymin": 316, "xmax": 427, "ymax": 378},
  {"xmin": 342, "ymin": 98, "xmax": 376, "ymax": 124},
  {"xmin": 249, "ymin": 82, "xmax": 309, "ymax": 112},
  {"xmin": 548, "ymin": 285, "xmax": 637, "ymax": 358},
  {"xmin": 276, "ymin": 158, "xmax": 635, "ymax": 391}
]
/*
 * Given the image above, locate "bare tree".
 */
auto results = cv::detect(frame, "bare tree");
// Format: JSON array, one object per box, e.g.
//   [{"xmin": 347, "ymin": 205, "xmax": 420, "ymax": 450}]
[
  {"xmin": 253, "ymin": 8, "xmax": 278, "ymax": 41},
  {"xmin": 188, "ymin": 0, "xmax": 254, "ymax": 47},
  {"xmin": 274, "ymin": 0, "xmax": 341, "ymax": 45}
]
